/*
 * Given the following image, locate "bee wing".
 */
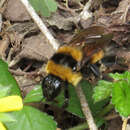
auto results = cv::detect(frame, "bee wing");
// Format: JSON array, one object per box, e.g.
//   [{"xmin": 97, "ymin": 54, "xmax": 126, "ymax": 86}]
[
  {"xmin": 84, "ymin": 33, "xmax": 113, "ymax": 54},
  {"xmin": 68, "ymin": 26, "xmax": 113, "ymax": 69},
  {"xmin": 79, "ymin": 33, "xmax": 113, "ymax": 69},
  {"xmin": 69, "ymin": 26, "xmax": 106, "ymax": 45}
]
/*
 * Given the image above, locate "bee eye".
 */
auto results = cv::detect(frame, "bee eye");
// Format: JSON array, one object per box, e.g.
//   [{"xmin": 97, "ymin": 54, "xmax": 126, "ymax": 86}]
[{"xmin": 72, "ymin": 66, "xmax": 77, "ymax": 71}]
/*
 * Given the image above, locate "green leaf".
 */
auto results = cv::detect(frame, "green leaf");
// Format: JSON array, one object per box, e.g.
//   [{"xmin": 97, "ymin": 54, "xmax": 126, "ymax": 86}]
[
  {"xmin": 24, "ymin": 85, "xmax": 43, "ymax": 103},
  {"xmin": 0, "ymin": 85, "xmax": 10, "ymax": 98},
  {"xmin": 29, "ymin": 0, "xmax": 57, "ymax": 17},
  {"xmin": 44, "ymin": 0, "xmax": 57, "ymax": 12},
  {"xmin": 112, "ymin": 80, "xmax": 130, "ymax": 117},
  {"xmin": 0, "ymin": 113, "xmax": 15, "ymax": 122},
  {"xmin": 0, "ymin": 59, "xmax": 21, "ymax": 96},
  {"xmin": 5, "ymin": 106, "xmax": 57, "ymax": 130},
  {"xmin": 66, "ymin": 84, "xmax": 84, "ymax": 117},
  {"xmin": 81, "ymin": 81, "xmax": 109, "ymax": 117},
  {"xmin": 95, "ymin": 117, "xmax": 105, "ymax": 128},
  {"xmin": 93, "ymin": 80, "xmax": 112, "ymax": 102}
]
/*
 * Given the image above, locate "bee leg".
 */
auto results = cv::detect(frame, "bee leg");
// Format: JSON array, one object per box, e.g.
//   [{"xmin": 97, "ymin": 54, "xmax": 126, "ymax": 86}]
[
  {"xmin": 62, "ymin": 82, "xmax": 69, "ymax": 108},
  {"xmin": 89, "ymin": 64, "xmax": 101, "ymax": 78}
]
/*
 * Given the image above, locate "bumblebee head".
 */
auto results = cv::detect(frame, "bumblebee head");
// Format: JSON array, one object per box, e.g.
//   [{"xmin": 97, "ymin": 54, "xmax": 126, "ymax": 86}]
[{"xmin": 42, "ymin": 74, "xmax": 66, "ymax": 101}]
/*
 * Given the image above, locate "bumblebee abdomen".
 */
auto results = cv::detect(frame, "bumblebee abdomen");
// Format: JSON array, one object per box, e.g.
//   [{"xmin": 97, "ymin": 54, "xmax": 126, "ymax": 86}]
[
  {"xmin": 57, "ymin": 46, "xmax": 83, "ymax": 62},
  {"xmin": 51, "ymin": 53, "xmax": 77, "ymax": 71},
  {"xmin": 46, "ymin": 60, "xmax": 82, "ymax": 86}
]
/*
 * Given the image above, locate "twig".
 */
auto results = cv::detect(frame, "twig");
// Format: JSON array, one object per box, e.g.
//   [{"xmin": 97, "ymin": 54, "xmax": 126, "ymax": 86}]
[
  {"xmin": 7, "ymin": 48, "xmax": 14, "ymax": 63},
  {"xmin": 68, "ymin": 123, "xmax": 88, "ymax": 130},
  {"xmin": 122, "ymin": 118, "xmax": 128, "ymax": 130},
  {"xmin": 0, "ymin": 13, "xmax": 2, "ymax": 32},
  {"xmin": 9, "ymin": 69, "xmax": 38, "ymax": 76},
  {"xmin": 21, "ymin": 82, "xmax": 38, "ymax": 88},
  {"xmin": 79, "ymin": 0, "xmax": 93, "ymax": 20},
  {"xmin": 75, "ymin": 84, "xmax": 98, "ymax": 130},
  {"xmin": 0, "ymin": 0, "xmax": 6, "ymax": 8},
  {"xmin": 105, "ymin": 114, "xmax": 119, "ymax": 121},
  {"xmin": 19, "ymin": 0, "xmax": 59, "ymax": 51}
]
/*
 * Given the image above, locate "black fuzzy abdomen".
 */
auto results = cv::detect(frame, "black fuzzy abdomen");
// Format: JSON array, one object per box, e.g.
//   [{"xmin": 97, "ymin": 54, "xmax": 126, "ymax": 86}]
[{"xmin": 51, "ymin": 53, "xmax": 77, "ymax": 71}]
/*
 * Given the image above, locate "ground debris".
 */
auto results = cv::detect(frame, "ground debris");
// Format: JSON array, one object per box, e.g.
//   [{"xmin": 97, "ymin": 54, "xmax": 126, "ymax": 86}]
[
  {"xmin": 3, "ymin": 0, "xmax": 31, "ymax": 21},
  {"xmin": 93, "ymin": 0, "xmax": 130, "ymax": 46},
  {"xmin": 9, "ymin": 34, "xmax": 55, "ymax": 67}
]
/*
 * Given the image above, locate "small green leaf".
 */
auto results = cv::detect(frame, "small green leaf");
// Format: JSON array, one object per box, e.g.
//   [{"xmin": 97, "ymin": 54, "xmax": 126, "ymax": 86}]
[
  {"xmin": 5, "ymin": 106, "xmax": 57, "ymax": 130},
  {"xmin": 44, "ymin": 0, "xmax": 57, "ymax": 12},
  {"xmin": 24, "ymin": 85, "xmax": 43, "ymax": 103},
  {"xmin": 109, "ymin": 71, "xmax": 130, "ymax": 84},
  {"xmin": 112, "ymin": 80, "xmax": 130, "ymax": 117},
  {"xmin": 0, "ymin": 59, "xmax": 21, "ymax": 96},
  {"xmin": 93, "ymin": 80, "xmax": 112, "ymax": 102},
  {"xmin": 109, "ymin": 73, "xmax": 124, "ymax": 80},
  {"xmin": 29, "ymin": 0, "xmax": 57, "ymax": 17},
  {"xmin": 81, "ymin": 81, "xmax": 109, "ymax": 117},
  {"xmin": 0, "ymin": 113, "xmax": 15, "ymax": 122}
]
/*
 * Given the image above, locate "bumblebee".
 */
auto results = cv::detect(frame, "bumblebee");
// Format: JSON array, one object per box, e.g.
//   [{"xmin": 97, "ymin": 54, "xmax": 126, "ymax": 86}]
[{"xmin": 42, "ymin": 26, "xmax": 113, "ymax": 106}]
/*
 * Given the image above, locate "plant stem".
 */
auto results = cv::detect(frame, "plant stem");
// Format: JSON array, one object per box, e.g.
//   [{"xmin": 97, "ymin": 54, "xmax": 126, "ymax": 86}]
[
  {"xmin": 20, "ymin": 0, "xmax": 59, "ymax": 51},
  {"xmin": 122, "ymin": 118, "xmax": 128, "ymax": 130},
  {"xmin": 75, "ymin": 84, "xmax": 98, "ymax": 130},
  {"xmin": 68, "ymin": 123, "xmax": 88, "ymax": 130}
]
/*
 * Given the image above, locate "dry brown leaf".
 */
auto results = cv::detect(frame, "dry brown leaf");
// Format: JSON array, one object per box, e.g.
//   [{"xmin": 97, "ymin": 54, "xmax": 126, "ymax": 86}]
[
  {"xmin": 46, "ymin": 10, "xmax": 78, "ymax": 30},
  {"xmin": 3, "ymin": 0, "xmax": 31, "ymax": 21},
  {"xmin": 21, "ymin": 34, "xmax": 55, "ymax": 60},
  {"xmin": 9, "ymin": 34, "xmax": 55, "ymax": 66},
  {"xmin": 7, "ymin": 22, "xmax": 38, "ymax": 34}
]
